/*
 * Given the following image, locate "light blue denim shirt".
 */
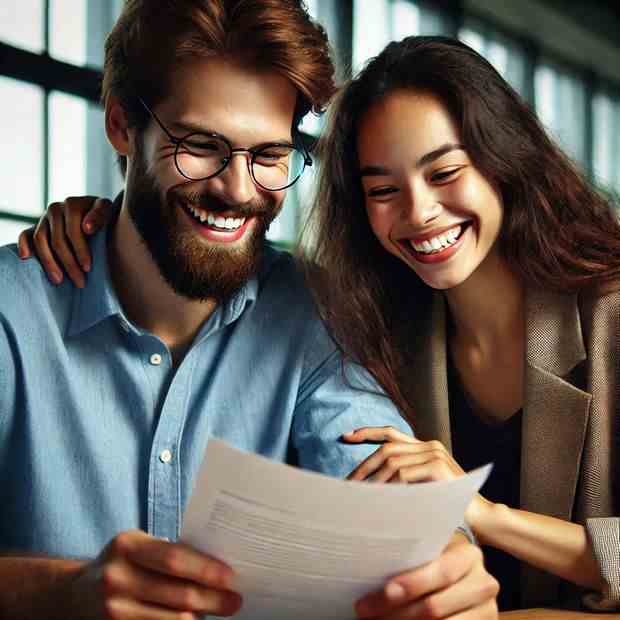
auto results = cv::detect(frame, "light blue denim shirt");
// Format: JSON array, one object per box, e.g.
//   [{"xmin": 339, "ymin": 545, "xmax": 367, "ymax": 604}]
[{"xmin": 0, "ymin": 223, "xmax": 412, "ymax": 561}]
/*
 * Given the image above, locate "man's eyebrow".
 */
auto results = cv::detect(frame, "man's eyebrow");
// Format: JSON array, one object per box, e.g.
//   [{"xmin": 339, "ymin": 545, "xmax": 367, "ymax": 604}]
[
  {"xmin": 359, "ymin": 142, "xmax": 465, "ymax": 178},
  {"xmin": 169, "ymin": 120, "xmax": 221, "ymax": 136},
  {"xmin": 169, "ymin": 121, "xmax": 292, "ymax": 146}
]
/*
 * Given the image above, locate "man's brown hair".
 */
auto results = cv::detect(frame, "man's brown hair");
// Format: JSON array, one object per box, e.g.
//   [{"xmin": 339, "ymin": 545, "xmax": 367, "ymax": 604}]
[{"xmin": 102, "ymin": 0, "xmax": 336, "ymax": 175}]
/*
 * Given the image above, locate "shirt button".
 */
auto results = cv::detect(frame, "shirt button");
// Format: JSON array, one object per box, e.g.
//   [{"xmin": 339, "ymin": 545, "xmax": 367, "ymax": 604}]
[
  {"xmin": 159, "ymin": 449, "xmax": 173, "ymax": 464},
  {"xmin": 150, "ymin": 353, "xmax": 162, "ymax": 366}
]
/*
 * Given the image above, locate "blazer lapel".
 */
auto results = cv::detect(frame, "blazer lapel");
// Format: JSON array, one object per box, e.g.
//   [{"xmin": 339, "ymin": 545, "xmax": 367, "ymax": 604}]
[
  {"xmin": 521, "ymin": 288, "xmax": 591, "ymax": 520},
  {"xmin": 520, "ymin": 289, "xmax": 592, "ymax": 606}
]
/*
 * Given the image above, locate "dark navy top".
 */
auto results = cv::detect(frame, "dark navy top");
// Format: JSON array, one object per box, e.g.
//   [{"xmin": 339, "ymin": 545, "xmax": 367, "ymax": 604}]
[{"xmin": 448, "ymin": 351, "xmax": 523, "ymax": 611}]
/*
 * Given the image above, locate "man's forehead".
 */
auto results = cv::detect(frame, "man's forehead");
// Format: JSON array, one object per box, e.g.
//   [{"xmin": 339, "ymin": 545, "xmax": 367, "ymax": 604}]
[{"xmin": 158, "ymin": 56, "xmax": 298, "ymax": 143}]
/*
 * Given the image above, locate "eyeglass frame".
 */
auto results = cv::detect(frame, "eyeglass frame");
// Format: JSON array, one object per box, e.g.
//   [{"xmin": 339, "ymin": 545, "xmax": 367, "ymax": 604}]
[{"xmin": 136, "ymin": 96, "xmax": 312, "ymax": 192}]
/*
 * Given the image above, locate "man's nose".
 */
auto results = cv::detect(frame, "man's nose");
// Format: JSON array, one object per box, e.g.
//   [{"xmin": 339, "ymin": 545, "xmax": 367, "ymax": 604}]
[{"xmin": 212, "ymin": 152, "xmax": 256, "ymax": 205}]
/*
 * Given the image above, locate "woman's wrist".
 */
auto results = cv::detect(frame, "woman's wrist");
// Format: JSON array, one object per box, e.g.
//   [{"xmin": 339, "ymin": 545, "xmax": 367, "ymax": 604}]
[{"xmin": 467, "ymin": 495, "xmax": 510, "ymax": 546}]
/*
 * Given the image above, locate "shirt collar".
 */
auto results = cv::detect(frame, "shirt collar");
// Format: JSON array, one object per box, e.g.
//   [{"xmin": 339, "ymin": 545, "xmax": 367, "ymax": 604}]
[
  {"xmin": 68, "ymin": 214, "xmax": 125, "ymax": 337},
  {"xmin": 68, "ymin": 197, "xmax": 274, "ymax": 339}
]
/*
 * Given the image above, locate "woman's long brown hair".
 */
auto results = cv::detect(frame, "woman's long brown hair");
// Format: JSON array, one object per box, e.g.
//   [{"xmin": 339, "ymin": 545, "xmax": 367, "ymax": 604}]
[{"xmin": 301, "ymin": 36, "xmax": 620, "ymax": 426}]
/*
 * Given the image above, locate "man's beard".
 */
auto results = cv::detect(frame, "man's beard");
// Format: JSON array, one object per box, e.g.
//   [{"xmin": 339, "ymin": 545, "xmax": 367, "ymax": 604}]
[{"xmin": 125, "ymin": 149, "xmax": 280, "ymax": 303}]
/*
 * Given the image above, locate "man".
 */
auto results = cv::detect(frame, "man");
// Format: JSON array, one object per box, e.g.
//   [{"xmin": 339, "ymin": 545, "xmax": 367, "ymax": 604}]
[{"xmin": 3, "ymin": 1, "xmax": 498, "ymax": 618}]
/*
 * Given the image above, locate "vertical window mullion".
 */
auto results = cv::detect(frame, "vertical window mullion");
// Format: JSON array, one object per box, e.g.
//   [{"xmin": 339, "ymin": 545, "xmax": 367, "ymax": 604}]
[{"xmin": 43, "ymin": 0, "xmax": 50, "ymax": 212}]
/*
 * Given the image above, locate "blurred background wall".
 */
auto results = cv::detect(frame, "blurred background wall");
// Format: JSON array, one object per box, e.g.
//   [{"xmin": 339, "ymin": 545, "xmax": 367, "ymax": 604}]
[{"xmin": 1, "ymin": 0, "xmax": 619, "ymax": 248}]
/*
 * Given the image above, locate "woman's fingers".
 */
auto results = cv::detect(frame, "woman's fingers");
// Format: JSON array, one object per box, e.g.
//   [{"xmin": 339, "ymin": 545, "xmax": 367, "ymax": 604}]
[
  {"xmin": 82, "ymin": 197, "xmax": 113, "ymax": 235},
  {"xmin": 347, "ymin": 440, "xmax": 451, "ymax": 482},
  {"xmin": 343, "ymin": 426, "xmax": 417, "ymax": 445},
  {"xmin": 47, "ymin": 202, "xmax": 86, "ymax": 288},
  {"xmin": 26, "ymin": 196, "xmax": 111, "ymax": 287},
  {"xmin": 63, "ymin": 200, "xmax": 94, "ymax": 272},
  {"xmin": 17, "ymin": 227, "xmax": 35, "ymax": 259},
  {"xmin": 31, "ymin": 212, "xmax": 65, "ymax": 285},
  {"xmin": 386, "ymin": 460, "xmax": 458, "ymax": 484}
]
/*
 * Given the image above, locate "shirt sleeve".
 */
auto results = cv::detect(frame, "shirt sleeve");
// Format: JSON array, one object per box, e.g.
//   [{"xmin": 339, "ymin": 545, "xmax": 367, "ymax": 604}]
[
  {"xmin": 582, "ymin": 517, "xmax": 620, "ymax": 611},
  {"xmin": 292, "ymin": 341, "xmax": 413, "ymax": 479},
  {"xmin": 0, "ymin": 316, "xmax": 17, "ymax": 428}
]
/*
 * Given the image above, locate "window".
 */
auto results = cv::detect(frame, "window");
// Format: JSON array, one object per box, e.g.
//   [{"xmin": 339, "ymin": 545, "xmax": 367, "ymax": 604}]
[
  {"xmin": 353, "ymin": 0, "xmax": 453, "ymax": 74},
  {"xmin": 2, "ymin": 1, "xmax": 620, "ymax": 247},
  {"xmin": 592, "ymin": 90, "xmax": 620, "ymax": 195},
  {"xmin": 0, "ymin": 2, "xmax": 122, "ymax": 243},
  {"xmin": 459, "ymin": 19, "xmax": 528, "ymax": 98},
  {"xmin": 268, "ymin": 0, "xmax": 336, "ymax": 246},
  {"xmin": 535, "ymin": 60, "xmax": 588, "ymax": 168},
  {"xmin": 0, "ymin": 0, "xmax": 44, "ymax": 54}
]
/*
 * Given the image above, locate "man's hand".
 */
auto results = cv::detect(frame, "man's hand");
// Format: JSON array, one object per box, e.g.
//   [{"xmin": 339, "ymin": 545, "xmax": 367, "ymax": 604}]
[
  {"xmin": 18, "ymin": 196, "xmax": 112, "ymax": 288},
  {"xmin": 354, "ymin": 535, "xmax": 499, "ymax": 619},
  {"xmin": 68, "ymin": 529, "xmax": 242, "ymax": 619}
]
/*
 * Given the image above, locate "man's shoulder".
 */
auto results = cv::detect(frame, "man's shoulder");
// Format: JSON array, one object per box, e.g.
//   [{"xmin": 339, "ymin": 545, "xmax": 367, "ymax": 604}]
[
  {"xmin": 0, "ymin": 244, "xmax": 72, "ymax": 321},
  {"xmin": 0, "ymin": 244, "xmax": 46, "ymax": 294},
  {"xmin": 258, "ymin": 245, "xmax": 315, "ymax": 309}
]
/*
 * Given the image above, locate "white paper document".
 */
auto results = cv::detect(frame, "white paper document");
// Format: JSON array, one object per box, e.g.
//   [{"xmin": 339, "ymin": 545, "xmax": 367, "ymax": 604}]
[{"xmin": 181, "ymin": 440, "xmax": 491, "ymax": 620}]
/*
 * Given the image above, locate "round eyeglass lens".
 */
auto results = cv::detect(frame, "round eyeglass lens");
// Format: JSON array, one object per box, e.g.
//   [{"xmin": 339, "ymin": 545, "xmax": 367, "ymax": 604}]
[
  {"xmin": 175, "ymin": 133, "xmax": 230, "ymax": 180},
  {"xmin": 252, "ymin": 145, "xmax": 306, "ymax": 191}
]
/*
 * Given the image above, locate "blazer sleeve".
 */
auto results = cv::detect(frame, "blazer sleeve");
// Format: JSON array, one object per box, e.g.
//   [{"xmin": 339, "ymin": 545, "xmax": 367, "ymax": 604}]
[{"xmin": 582, "ymin": 517, "xmax": 620, "ymax": 611}]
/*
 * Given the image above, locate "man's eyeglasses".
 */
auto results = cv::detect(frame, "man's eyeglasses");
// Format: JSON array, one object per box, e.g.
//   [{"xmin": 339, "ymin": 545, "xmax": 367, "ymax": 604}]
[{"xmin": 138, "ymin": 97, "xmax": 312, "ymax": 192}]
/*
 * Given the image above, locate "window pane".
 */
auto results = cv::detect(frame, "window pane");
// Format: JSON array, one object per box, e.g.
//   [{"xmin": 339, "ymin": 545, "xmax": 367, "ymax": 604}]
[
  {"xmin": 267, "ymin": 159, "xmax": 319, "ymax": 246},
  {"xmin": 0, "ymin": 77, "xmax": 44, "ymax": 217},
  {"xmin": 0, "ymin": 219, "xmax": 31, "ymax": 248},
  {"xmin": 49, "ymin": 93, "xmax": 123, "ymax": 207},
  {"xmin": 49, "ymin": 92, "xmax": 87, "ymax": 203},
  {"xmin": 535, "ymin": 61, "xmax": 587, "ymax": 166},
  {"xmin": 593, "ymin": 91, "xmax": 620, "ymax": 194},
  {"xmin": 392, "ymin": 0, "xmax": 420, "ymax": 41},
  {"xmin": 49, "ymin": 1, "xmax": 123, "ymax": 68},
  {"xmin": 353, "ymin": 0, "xmax": 391, "ymax": 74},
  {"xmin": 459, "ymin": 20, "xmax": 527, "ymax": 96},
  {"xmin": 417, "ymin": 2, "xmax": 453, "ymax": 35},
  {"xmin": 593, "ymin": 92, "xmax": 614, "ymax": 189},
  {"xmin": 0, "ymin": 0, "xmax": 44, "ymax": 53},
  {"xmin": 49, "ymin": 0, "xmax": 87, "ymax": 66},
  {"xmin": 86, "ymin": 104, "xmax": 124, "ymax": 201}
]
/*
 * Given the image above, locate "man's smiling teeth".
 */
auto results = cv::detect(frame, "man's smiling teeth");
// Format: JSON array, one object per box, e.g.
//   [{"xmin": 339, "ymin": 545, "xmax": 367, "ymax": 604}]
[
  {"xmin": 187, "ymin": 205, "xmax": 246, "ymax": 230},
  {"xmin": 410, "ymin": 225, "xmax": 462, "ymax": 254}
]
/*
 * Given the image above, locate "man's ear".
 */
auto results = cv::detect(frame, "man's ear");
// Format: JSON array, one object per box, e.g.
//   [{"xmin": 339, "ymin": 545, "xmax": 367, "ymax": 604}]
[{"xmin": 105, "ymin": 95, "xmax": 132, "ymax": 156}]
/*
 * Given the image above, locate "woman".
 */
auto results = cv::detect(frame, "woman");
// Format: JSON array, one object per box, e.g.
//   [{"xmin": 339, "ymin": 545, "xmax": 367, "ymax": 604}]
[
  {"xmin": 305, "ymin": 36, "xmax": 620, "ymax": 612},
  {"xmin": 18, "ymin": 36, "xmax": 619, "ymax": 612}
]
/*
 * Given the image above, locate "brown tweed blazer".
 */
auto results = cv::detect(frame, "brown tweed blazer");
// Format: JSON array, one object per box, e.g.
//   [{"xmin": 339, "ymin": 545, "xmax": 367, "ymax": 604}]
[{"xmin": 403, "ymin": 287, "xmax": 620, "ymax": 610}]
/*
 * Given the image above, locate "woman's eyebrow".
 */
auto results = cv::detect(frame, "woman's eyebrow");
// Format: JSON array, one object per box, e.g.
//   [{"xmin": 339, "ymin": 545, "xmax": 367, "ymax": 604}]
[
  {"xmin": 360, "ymin": 142, "xmax": 465, "ymax": 178},
  {"xmin": 416, "ymin": 142, "xmax": 465, "ymax": 168}
]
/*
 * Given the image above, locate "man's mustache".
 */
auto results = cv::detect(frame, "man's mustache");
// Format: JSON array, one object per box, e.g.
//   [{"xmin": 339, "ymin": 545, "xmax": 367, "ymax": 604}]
[{"xmin": 179, "ymin": 192, "xmax": 274, "ymax": 218}]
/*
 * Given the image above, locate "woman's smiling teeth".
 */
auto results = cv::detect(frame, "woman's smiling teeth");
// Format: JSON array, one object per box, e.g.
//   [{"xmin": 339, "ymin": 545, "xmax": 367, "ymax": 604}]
[
  {"xmin": 410, "ymin": 225, "xmax": 462, "ymax": 254},
  {"xmin": 187, "ymin": 204, "xmax": 246, "ymax": 231}
]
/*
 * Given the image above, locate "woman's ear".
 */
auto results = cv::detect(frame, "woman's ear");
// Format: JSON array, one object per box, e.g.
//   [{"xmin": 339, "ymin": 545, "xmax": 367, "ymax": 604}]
[{"xmin": 105, "ymin": 95, "xmax": 132, "ymax": 156}]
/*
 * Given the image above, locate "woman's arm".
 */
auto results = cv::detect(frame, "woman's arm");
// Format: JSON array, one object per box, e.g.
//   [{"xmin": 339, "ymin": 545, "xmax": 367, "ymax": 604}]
[
  {"xmin": 344, "ymin": 426, "xmax": 607, "ymax": 593},
  {"xmin": 476, "ymin": 502, "xmax": 604, "ymax": 591}
]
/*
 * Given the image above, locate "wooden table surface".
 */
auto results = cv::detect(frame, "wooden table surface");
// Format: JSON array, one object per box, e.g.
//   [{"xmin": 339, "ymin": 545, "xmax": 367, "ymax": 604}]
[{"xmin": 499, "ymin": 609, "xmax": 620, "ymax": 619}]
